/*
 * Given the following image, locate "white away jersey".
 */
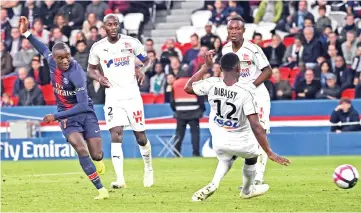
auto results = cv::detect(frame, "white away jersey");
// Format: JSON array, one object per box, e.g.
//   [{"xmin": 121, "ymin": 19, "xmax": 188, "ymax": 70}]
[
  {"xmin": 222, "ymin": 40, "xmax": 269, "ymax": 83},
  {"xmin": 88, "ymin": 34, "xmax": 147, "ymax": 100},
  {"xmin": 192, "ymin": 77, "xmax": 257, "ymax": 134}
]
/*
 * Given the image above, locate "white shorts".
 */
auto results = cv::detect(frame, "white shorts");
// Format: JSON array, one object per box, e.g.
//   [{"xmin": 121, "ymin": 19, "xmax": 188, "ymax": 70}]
[
  {"xmin": 255, "ymin": 84, "xmax": 271, "ymax": 133},
  {"xmin": 104, "ymin": 97, "xmax": 146, "ymax": 132},
  {"xmin": 211, "ymin": 128, "xmax": 259, "ymax": 161}
]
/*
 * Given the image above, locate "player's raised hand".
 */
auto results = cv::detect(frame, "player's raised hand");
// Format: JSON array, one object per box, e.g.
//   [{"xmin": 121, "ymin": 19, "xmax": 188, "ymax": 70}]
[
  {"xmin": 268, "ymin": 152, "xmax": 291, "ymax": 166},
  {"xmin": 43, "ymin": 114, "xmax": 55, "ymax": 123},
  {"xmin": 98, "ymin": 76, "xmax": 111, "ymax": 88},
  {"xmin": 205, "ymin": 50, "xmax": 215, "ymax": 67},
  {"xmin": 18, "ymin": 16, "xmax": 29, "ymax": 34}
]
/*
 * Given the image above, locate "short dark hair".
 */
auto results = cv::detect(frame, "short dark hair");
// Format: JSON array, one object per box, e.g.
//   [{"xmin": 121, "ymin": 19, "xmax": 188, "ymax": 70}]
[
  {"xmin": 191, "ymin": 33, "xmax": 199, "ymax": 40},
  {"xmin": 318, "ymin": 5, "xmax": 326, "ymax": 11},
  {"xmin": 147, "ymin": 50, "xmax": 156, "ymax": 56},
  {"xmin": 304, "ymin": 17, "xmax": 314, "ymax": 24},
  {"xmin": 90, "ymin": 26, "xmax": 98, "ymax": 32},
  {"xmin": 76, "ymin": 40, "xmax": 86, "ymax": 46},
  {"xmin": 229, "ymin": 15, "xmax": 245, "ymax": 23},
  {"xmin": 252, "ymin": 32, "xmax": 262, "ymax": 39},
  {"xmin": 220, "ymin": 53, "xmax": 240, "ymax": 72},
  {"xmin": 52, "ymin": 42, "xmax": 70, "ymax": 53},
  {"xmin": 146, "ymin": 38, "xmax": 154, "ymax": 43}
]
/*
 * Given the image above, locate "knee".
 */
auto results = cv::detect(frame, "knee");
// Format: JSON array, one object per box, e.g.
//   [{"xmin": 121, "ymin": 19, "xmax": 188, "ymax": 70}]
[
  {"xmin": 74, "ymin": 145, "xmax": 89, "ymax": 157},
  {"xmin": 135, "ymin": 133, "xmax": 147, "ymax": 146},
  {"xmin": 111, "ymin": 132, "xmax": 122, "ymax": 143},
  {"xmin": 90, "ymin": 150, "xmax": 103, "ymax": 161}
]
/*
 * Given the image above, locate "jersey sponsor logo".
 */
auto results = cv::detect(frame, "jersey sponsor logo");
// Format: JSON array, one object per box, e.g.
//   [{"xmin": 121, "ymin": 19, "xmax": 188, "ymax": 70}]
[
  {"xmin": 133, "ymin": 110, "xmax": 143, "ymax": 124},
  {"xmin": 63, "ymin": 77, "xmax": 69, "ymax": 84},
  {"xmin": 104, "ymin": 56, "xmax": 130, "ymax": 68},
  {"xmin": 240, "ymin": 68, "xmax": 250, "ymax": 77},
  {"xmin": 124, "ymin": 42, "xmax": 131, "ymax": 48},
  {"xmin": 242, "ymin": 54, "xmax": 250, "ymax": 60},
  {"xmin": 213, "ymin": 116, "xmax": 240, "ymax": 129},
  {"xmin": 54, "ymin": 83, "xmax": 76, "ymax": 96},
  {"xmin": 76, "ymin": 87, "xmax": 85, "ymax": 92}
]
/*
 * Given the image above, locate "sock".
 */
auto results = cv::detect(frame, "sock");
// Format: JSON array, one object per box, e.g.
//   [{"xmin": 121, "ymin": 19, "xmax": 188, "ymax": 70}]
[
  {"xmin": 254, "ymin": 147, "xmax": 267, "ymax": 182},
  {"xmin": 139, "ymin": 140, "xmax": 153, "ymax": 170},
  {"xmin": 111, "ymin": 143, "xmax": 125, "ymax": 183},
  {"xmin": 79, "ymin": 155, "xmax": 103, "ymax": 190},
  {"xmin": 211, "ymin": 159, "xmax": 234, "ymax": 188},
  {"xmin": 242, "ymin": 163, "xmax": 256, "ymax": 195}
]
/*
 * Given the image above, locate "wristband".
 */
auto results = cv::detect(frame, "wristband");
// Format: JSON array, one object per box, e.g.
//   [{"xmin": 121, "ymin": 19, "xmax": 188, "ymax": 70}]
[{"xmin": 22, "ymin": 31, "xmax": 31, "ymax": 38}]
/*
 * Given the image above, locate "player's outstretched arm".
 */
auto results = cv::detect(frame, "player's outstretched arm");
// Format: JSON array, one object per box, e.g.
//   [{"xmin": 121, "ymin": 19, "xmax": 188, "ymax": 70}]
[
  {"xmin": 253, "ymin": 66, "xmax": 272, "ymax": 87},
  {"xmin": 247, "ymin": 113, "xmax": 291, "ymax": 166},
  {"xmin": 18, "ymin": 16, "xmax": 51, "ymax": 59},
  {"xmin": 185, "ymin": 50, "xmax": 214, "ymax": 94}
]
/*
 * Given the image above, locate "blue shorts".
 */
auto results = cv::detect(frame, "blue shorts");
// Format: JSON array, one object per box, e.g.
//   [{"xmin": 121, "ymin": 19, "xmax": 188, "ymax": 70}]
[{"xmin": 59, "ymin": 111, "xmax": 101, "ymax": 140}]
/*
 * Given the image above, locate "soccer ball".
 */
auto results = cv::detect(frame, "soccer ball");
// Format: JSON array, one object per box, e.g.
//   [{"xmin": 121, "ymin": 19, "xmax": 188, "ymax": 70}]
[{"xmin": 333, "ymin": 164, "xmax": 359, "ymax": 189}]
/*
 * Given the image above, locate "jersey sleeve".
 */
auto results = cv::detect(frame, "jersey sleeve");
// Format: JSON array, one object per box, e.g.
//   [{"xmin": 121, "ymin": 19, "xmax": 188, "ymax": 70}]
[
  {"xmin": 242, "ymin": 91, "xmax": 258, "ymax": 116},
  {"xmin": 133, "ymin": 39, "xmax": 147, "ymax": 62},
  {"xmin": 88, "ymin": 44, "xmax": 100, "ymax": 65},
  {"xmin": 192, "ymin": 77, "xmax": 218, "ymax": 96},
  {"xmin": 254, "ymin": 45, "xmax": 270, "ymax": 70}
]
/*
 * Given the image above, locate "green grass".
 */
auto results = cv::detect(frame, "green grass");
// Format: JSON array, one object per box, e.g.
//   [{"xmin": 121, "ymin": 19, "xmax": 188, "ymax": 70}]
[{"xmin": 1, "ymin": 156, "xmax": 361, "ymax": 212}]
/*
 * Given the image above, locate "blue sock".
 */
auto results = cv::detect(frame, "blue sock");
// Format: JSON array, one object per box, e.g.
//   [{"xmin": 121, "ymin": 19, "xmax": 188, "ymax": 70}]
[{"xmin": 79, "ymin": 155, "xmax": 103, "ymax": 190}]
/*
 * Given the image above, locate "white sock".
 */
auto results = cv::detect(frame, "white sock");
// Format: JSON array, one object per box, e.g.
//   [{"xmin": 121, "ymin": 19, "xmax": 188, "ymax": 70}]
[
  {"xmin": 111, "ymin": 143, "xmax": 125, "ymax": 183},
  {"xmin": 242, "ymin": 163, "xmax": 256, "ymax": 195},
  {"xmin": 254, "ymin": 147, "xmax": 267, "ymax": 183},
  {"xmin": 139, "ymin": 140, "xmax": 152, "ymax": 170},
  {"xmin": 211, "ymin": 159, "xmax": 234, "ymax": 188}
]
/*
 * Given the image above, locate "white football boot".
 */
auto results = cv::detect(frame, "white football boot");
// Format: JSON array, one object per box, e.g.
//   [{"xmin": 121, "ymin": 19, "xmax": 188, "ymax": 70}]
[
  {"xmin": 240, "ymin": 184, "xmax": 269, "ymax": 199},
  {"xmin": 192, "ymin": 183, "xmax": 217, "ymax": 202},
  {"xmin": 143, "ymin": 169, "xmax": 154, "ymax": 187},
  {"xmin": 111, "ymin": 181, "xmax": 126, "ymax": 189}
]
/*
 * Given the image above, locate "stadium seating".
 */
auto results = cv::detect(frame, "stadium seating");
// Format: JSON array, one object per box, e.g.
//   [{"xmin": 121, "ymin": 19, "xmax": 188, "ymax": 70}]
[
  {"xmin": 40, "ymin": 84, "xmax": 56, "ymax": 105},
  {"xmin": 191, "ymin": 10, "xmax": 212, "ymax": 28},
  {"xmin": 141, "ymin": 93, "xmax": 156, "ymax": 104},
  {"xmin": 176, "ymin": 26, "xmax": 196, "ymax": 43},
  {"xmin": 328, "ymin": 11, "xmax": 347, "ymax": 27},
  {"xmin": 341, "ymin": 88, "xmax": 356, "ymax": 99},
  {"xmin": 215, "ymin": 25, "xmax": 228, "ymax": 42},
  {"xmin": 123, "ymin": 13, "xmax": 144, "ymax": 36},
  {"xmin": 3, "ymin": 76, "xmax": 17, "ymax": 96}
]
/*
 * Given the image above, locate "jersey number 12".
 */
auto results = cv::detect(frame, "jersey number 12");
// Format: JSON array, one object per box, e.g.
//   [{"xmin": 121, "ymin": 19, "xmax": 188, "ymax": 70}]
[{"xmin": 214, "ymin": 100, "xmax": 238, "ymax": 121}]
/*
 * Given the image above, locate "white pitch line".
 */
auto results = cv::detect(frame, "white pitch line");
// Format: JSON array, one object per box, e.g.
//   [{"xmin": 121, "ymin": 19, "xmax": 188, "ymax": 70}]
[{"xmin": 2, "ymin": 172, "xmax": 83, "ymax": 178}]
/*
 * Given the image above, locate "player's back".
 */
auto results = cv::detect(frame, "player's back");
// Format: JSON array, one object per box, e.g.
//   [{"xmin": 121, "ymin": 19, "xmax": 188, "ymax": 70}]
[
  {"xmin": 89, "ymin": 34, "xmax": 143, "ymax": 100},
  {"xmin": 206, "ymin": 78, "xmax": 257, "ymax": 135}
]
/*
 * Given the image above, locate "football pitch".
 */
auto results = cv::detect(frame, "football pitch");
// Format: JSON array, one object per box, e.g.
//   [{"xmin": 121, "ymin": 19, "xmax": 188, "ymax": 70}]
[{"xmin": 1, "ymin": 156, "xmax": 360, "ymax": 212}]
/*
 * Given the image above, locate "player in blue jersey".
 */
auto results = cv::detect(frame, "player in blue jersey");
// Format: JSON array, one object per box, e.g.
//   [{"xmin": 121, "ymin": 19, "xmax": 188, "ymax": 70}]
[{"xmin": 19, "ymin": 16, "xmax": 109, "ymax": 200}]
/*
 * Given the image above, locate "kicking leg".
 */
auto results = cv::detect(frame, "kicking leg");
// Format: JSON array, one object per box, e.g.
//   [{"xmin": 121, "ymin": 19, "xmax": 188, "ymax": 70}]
[
  {"xmin": 87, "ymin": 137, "xmax": 105, "ymax": 175},
  {"xmin": 68, "ymin": 132, "xmax": 108, "ymax": 200},
  {"xmin": 240, "ymin": 157, "xmax": 269, "ymax": 199},
  {"xmin": 134, "ymin": 131, "xmax": 153, "ymax": 187},
  {"xmin": 110, "ymin": 126, "xmax": 126, "ymax": 188}
]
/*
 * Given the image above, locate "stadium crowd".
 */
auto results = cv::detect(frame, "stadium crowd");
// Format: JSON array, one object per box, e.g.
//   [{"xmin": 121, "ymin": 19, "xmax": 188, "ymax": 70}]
[{"xmin": 1, "ymin": 0, "xmax": 361, "ymax": 107}]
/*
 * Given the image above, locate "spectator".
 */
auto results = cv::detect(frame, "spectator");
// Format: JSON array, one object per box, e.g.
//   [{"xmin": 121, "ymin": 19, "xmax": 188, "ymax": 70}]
[
  {"xmin": 355, "ymin": 74, "xmax": 361, "ymax": 98},
  {"xmin": 302, "ymin": 27, "xmax": 322, "ymax": 65},
  {"xmin": 57, "ymin": 0, "xmax": 85, "ymax": 30},
  {"xmin": 21, "ymin": 0, "xmax": 41, "ymax": 27},
  {"xmin": 254, "ymin": 0, "xmax": 283, "ymax": 24},
  {"xmin": 145, "ymin": 38, "xmax": 154, "ymax": 52},
  {"xmin": 189, "ymin": 46, "xmax": 208, "ymax": 76},
  {"xmin": 209, "ymin": 0, "xmax": 228, "ymax": 26},
  {"xmin": 319, "ymin": 25, "xmax": 332, "ymax": 54},
  {"xmin": 213, "ymin": 37, "xmax": 223, "ymax": 63},
  {"xmin": 150, "ymin": 63, "xmax": 165, "ymax": 95},
  {"xmin": 53, "ymin": 14, "xmax": 72, "ymax": 38},
  {"xmin": 293, "ymin": 62, "xmax": 307, "ymax": 87},
  {"xmin": 38, "ymin": 0, "xmax": 61, "ymax": 30},
  {"xmin": 295, "ymin": 69, "xmax": 321, "ymax": 99},
  {"xmin": 330, "ymin": 98, "xmax": 361, "ymax": 133},
  {"xmin": 183, "ymin": 34, "xmax": 200, "ymax": 65},
  {"xmin": 342, "ymin": 31, "xmax": 357, "ymax": 65},
  {"xmin": 0, "ymin": 93, "xmax": 14, "ymax": 107},
  {"xmin": 351, "ymin": 45, "xmax": 361, "ymax": 79},
  {"xmin": 18, "ymin": 77, "xmax": 45, "ymax": 106},
  {"xmin": 316, "ymin": 73, "xmax": 341, "ymax": 99},
  {"xmin": 327, "ymin": 44, "xmax": 339, "ymax": 71},
  {"xmin": 86, "ymin": 26, "xmax": 101, "ymax": 49},
  {"xmin": 49, "ymin": 27, "xmax": 69, "ymax": 50},
  {"xmin": 167, "ymin": 57, "xmax": 187, "ymax": 78},
  {"xmin": 283, "ymin": 36, "xmax": 304, "ymax": 68},
  {"xmin": 7, "ymin": 28, "xmax": 22, "ymax": 58},
  {"xmin": 200, "ymin": 22, "xmax": 219, "ymax": 50},
  {"xmin": 108, "ymin": 0, "xmax": 129, "ymax": 14},
  {"xmin": 318, "ymin": 61, "xmax": 333, "ymax": 87},
  {"xmin": 252, "ymin": 33, "xmax": 263, "ymax": 48},
  {"xmin": 1, "ymin": 8, "xmax": 12, "ymax": 43},
  {"xmin": 287, "ymin": 0, "xmax": 315, "ymax": 34},
  {"xmin": 211, "ymin": 63, "xmax": 222, "ymax": 77},
  {"xmin": 265, "ymin": 80, "xmax": 276, "ymax": 100},
  {"xmin": 87, "ymin": 69, "xmax": 105, "ymax": 104},
  {"xmin": 27, "ymin": 56, "xmax": 49, "ymax": 86},
  {"xmin": 263, "ymin": 34, "xmax": 286, "ymax": 67},
  {"xmin": 328, "ymin": 32, "xmax": 343, "ymax": 57},
  {"xmin": 340, "ymin": 15, "xmax": 359, "ymax": 41},
  {"xmin": 160, "ymin": 39, "xmax": 183, "ymax": 66},
  {"xmin": 335, "ymin": 56, "xmax": 355, "ymax": 92},
  {"xmin": 13, "ymin": 39, "xmax": 37, "ymax": 72},
  {"xmin": 164, "ymin": 73, "xmax": 175, "ymax": 103},
  {"xmin": 316, "ymin": 5, "xmax": 331, "ymax": 33},
  {"xmin": 73, "ymin": 40, "xmax": 89, "ymax": 72},
  {"xmin": 31, "ymin": 19, "xmax": 50, "ymax": 45},
  {"xmin": 1, "ymin": 42, "xmax": 14, "ymax": 76},
  {"xmin": 85, "ymin": 0, "xmax": 108, "ymax": 21},
  {"xmin": 146, "ymin": 50, "xmax": 158, "ymax": 79},
  {"xmin": 272, "ymin": 68, "xmax": 292, "ymax": 100},
  {"xmin": 13, "ymin": 67, "xmax": 29, "ymax": 96},
  {"xmin": 82, "ymin": 13, "xmax": 103, "ymax": 39},
  {"xmin": 225, "ymin": 1, "xmax": 244, "ymax": 17}
]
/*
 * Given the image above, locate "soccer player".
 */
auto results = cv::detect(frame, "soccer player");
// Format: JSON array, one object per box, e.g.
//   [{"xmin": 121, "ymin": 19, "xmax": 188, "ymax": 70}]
[
  {"xmin": 222, "ymin": 16, "xmax": 273, "ymax": 185},
  {"xmin": 87, "ymin": 14, "xmax": 153, "ymax": 188},
  {"xmin": 185, "ymin": 52, "xmax": 290, "ymax": 201},
  {"xmin": 18, "ymin": 16, "xmax": 109, "ymax": 200}
]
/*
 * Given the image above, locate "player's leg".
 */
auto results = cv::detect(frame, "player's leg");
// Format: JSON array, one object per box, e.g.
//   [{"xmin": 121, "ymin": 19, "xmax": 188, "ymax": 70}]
[
  {"xmin": 174, "ymin": 118, "xmax": 187, "ymax": 157},
  {"xmin": 254, "ymin": 97, "xmax": 271, "ymax": 185},
  {"xmin": 104, "ymin": 105, "xmax": 128, "ymax": 188},
  {"xmin": 189, "ymin": 118, "xmax": 200, "ymax": 157},
  {"xmin": 67, "ymin": 132, "xmax": 109, "ymax": 200},
  {"xmin": 125, "ymin": 98, "xmax": 153, "ymax": 187}
]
